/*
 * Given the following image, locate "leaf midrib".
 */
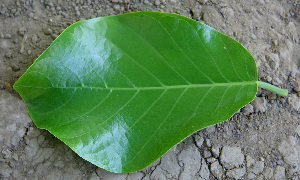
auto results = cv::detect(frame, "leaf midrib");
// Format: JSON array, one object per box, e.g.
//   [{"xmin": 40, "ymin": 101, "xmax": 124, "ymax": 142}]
[{"xmin": 15, "ymin": 81, "xmax": 256, "ymax": 91}]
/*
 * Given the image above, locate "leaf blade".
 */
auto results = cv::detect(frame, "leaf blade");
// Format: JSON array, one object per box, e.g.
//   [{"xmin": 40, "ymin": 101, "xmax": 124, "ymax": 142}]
[{"xmin": 14, "ymin": 11, "xmax": 258, "ymax": 173}]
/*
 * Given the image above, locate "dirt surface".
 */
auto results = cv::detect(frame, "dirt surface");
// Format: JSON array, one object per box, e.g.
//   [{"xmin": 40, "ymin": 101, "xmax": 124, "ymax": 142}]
[{"xmin": 0, "ymin": 0, "xmax": 299, "ymax": 179}]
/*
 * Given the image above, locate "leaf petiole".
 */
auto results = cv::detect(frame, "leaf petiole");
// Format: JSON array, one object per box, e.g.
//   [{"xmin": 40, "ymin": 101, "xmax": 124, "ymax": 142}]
[{"xmin": 257, "ymin": 81, "xmax": 288, "ymax": 96}]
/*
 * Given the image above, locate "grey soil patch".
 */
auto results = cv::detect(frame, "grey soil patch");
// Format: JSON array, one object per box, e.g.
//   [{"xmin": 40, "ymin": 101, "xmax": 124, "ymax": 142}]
[{"xmin": 0, "ymin": 0, "xmax": 299, "ymax": 179}]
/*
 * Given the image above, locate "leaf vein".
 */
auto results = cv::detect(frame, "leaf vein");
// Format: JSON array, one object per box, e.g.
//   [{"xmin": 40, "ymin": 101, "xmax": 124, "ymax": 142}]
[
  {"xmin": 115, "ymin": 19, "xmax": 191, "ymax": 85},
  {"xmin": 126, "ymin": 89, "xmax": 167, "ymax": 133},
  {"xmin": 125, "ymin": 88, "xmax": 188, "ymax": 166},
  {"xmin": 48, "ymin": 90, "xmax": 113, "ymax": 129},
  {"xmin": 104, "ymin": 37, "xmax": 165, "ymax": 87},
  {"xmin": 216, "ymin": 34, "xmax": 244, "ymax": 81},
  {"xmin": 15, "ymin": 81, "xmax": 257, "ymax": 91},
  {"xmin": 193, "ymin": 26, "xmax": 231, "ymax": 82},
  {"xmin": 62, "ymin": 90, "xmax": 140, "ymax": 139},
  {"xmin": 159, "ymin": 86, "xmax": 213, "ymax": 154},
  {"xmin": 147, "ymin": 15, "xmax": 215, "ymax": 84}
]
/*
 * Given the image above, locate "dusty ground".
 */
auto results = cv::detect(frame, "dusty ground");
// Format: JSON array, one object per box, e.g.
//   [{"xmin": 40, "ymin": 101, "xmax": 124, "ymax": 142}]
[{"xmin": 0, "ymin": 0, "xmax": 299, "ymax": 179}]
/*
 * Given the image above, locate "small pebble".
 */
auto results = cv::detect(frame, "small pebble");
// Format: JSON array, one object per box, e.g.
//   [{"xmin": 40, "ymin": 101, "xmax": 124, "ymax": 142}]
[
  {"xmin": 5, "ymin": 52, "xmax": 12, "ymax": 58},
  {"xmin": 198, "ymin": 0, "xmax": 208, "ymax": 4},
  {"xmin": 266, "ymin": 53, "xmax": 280, "ymax": 70},
  {"xmin": 11, "ymin": 64, "xmax": 20, "ymax": 72},
  {"xmin": 289, "ymin": 94, "xmax": 300, "ymax": 111},
  {"xmin": 154, "ymin": 0, "xmax": 160, "ymax": 6},
  {"xmin": 113, "ymin": 5, "xmax": 120, "ymax": 11},
  {"xmin": 44, "ymin": 28, "xmax": 53, "ymax": 35},
  {"xmin": 18, "ymin": 28, "xmax": 26, "ymax": 36},
  {"xmin": 5, "ymin": 34, "xmax": 12, "ymax": 39},
  {"xmin": 58, "ymin": 29, "xmax": 65, "ymax": 34},
  {"xmin": 2, "ymin": 149, "xmax": 12, "ymax": 159},
  {"xmin": 10, "ymin": 8, "xmax": 17, "ymax": 14},
  {"xmin": 241, "ymin": 104, "xmax": 254, "ymax": 115},
  {"xmin": 206, "ymin": 157, "xmax": 216, "ymax": 163},
  {"xmin": 51, "ymin": 34, "xmax": 58, "ymax": 40},
  {"xmin": 293, "ymin": 82, "xmax": 300, "ymax": 92},
  {"xmin": 28, "ymin": 12, "xmax": 34, "ymax": 18},
  {"xmin": 296, "ymin": 125, "xmax": 300, "ymax": 136},
  {"xmin": 27, "ymin": 50, "xmax": 31, "ymax": 55},
  {"xmin": 31, "ymin": 35, "xmax": 39, "ymax": 43},
  {"xmin": 266, "ymin": 76, "xmax": 272, "ymax": 82},
  {"xmin": 191, "ymin": 8, "xmax": 201, "ymax": 20},
  {"xmin": 48, "ymin": 1, "xmax": 54, "ymax": 7}
]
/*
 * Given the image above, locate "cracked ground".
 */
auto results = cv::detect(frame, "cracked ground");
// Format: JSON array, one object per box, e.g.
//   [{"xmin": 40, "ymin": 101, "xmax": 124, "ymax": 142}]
[{"xmin": 0, "ymin": 0, "xmax": 299, "ymax": 179}]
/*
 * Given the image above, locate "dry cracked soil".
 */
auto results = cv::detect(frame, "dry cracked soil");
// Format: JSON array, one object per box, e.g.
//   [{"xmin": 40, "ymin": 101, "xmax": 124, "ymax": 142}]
[{"xmin": 0, "ymin": 0, "xmax": 299, "ymax": 179}]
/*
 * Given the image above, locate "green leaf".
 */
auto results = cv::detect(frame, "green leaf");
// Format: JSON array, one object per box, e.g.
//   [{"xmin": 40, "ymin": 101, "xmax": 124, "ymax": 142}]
[{"xmin": 14, "ymin": 11, "xmax": 258, "ymax": 173}]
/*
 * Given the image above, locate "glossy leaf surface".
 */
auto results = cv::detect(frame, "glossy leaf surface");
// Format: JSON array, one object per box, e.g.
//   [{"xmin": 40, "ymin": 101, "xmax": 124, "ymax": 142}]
[{"xmin": 14, "ymin": 12, "xmax": 258, "ymax": 173}]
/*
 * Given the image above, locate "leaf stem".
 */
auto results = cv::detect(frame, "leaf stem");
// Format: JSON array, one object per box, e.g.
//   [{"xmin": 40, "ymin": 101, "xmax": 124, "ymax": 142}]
[{"xmin": 257, "ymin": 81, "xmax": 288, "ymax": 96}]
